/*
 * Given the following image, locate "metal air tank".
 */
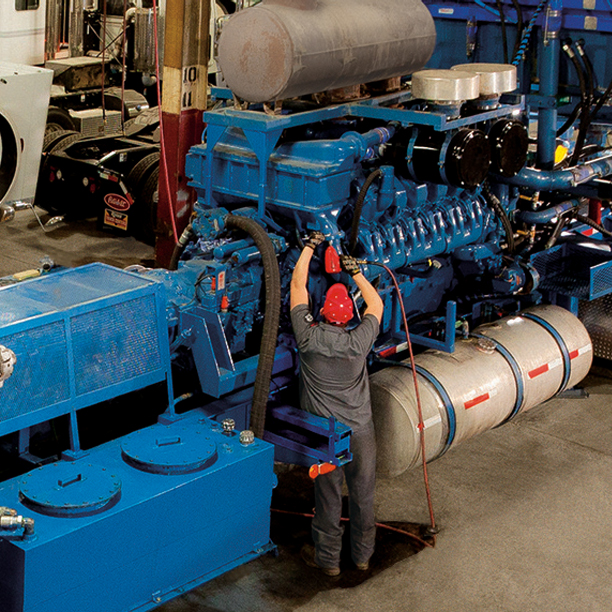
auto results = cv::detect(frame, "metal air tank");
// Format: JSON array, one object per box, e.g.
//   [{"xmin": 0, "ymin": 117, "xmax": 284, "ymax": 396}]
[
  {"xmin": 216, "ymin": 0, "xmax": 437, "ymax": 103},
  {"xmin": 371, "ymin": 305, "xmax": 592, "ymax": 477}
]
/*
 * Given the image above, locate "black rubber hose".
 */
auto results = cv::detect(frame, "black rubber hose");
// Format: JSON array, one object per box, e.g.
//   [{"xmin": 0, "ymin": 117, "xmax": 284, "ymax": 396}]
[
  {"xmin": 225, "ymin": 214, "xmax": 281, "ymax": 439},
  {"xmin": 349, "ymin": 169, "xmax": 383, "ymax": 255},
  {"xmin": 574, "ymin": 213, "xmax": 612, "ymax": 238},
  {"xmin": 169, "ymin": 223, "xmax": 195, "ymax": 271},
  {"xmin": 561, "ymin": 40, "xmax": 590, "ymax": 166},
  {"xmin": 544, "ymin": 215, "xmax": 568, "ymax": 249},
  {"xmin": 575, "ymin": 39, "xmax": 595, "ymax": 102},
  {"xmin": 496, "ymin": 0, "xmax": 509, "ymax": 64},
  {"xmin": 481, "ymin": 182, "xmax": 515, "ymax": 253},
  {"xmin": 557, "ymin": 100, "xmax": 583, "ymax": 137}
]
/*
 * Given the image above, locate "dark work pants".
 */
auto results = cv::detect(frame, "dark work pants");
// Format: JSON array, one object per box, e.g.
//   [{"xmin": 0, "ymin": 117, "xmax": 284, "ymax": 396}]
[{"xmin": 312, "ymin": 419, "xmax": 377, "ymax": 569}]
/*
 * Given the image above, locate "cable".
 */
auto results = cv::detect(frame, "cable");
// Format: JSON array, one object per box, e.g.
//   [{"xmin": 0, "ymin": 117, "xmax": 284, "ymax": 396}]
[
  {"xmin": 363, "ymin": 261, "xmax": 438, "ymax": 537},
  {"xmin": 270, "ymin": 508, "xmax": 435, "ymax": 549},
  {"xmin": 152, "ymin": 0, "xmax": 179, "ymax": 245}
]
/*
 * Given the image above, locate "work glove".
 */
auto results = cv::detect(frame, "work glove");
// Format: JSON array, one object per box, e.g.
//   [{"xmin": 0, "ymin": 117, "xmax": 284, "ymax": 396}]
[
  {"xmin": 340, "ymin": 255, "xmax": 361, "ymax": 277},
  {"xmin": 304, "ymin": 231, "xmax": 326, "ymax": 250}
]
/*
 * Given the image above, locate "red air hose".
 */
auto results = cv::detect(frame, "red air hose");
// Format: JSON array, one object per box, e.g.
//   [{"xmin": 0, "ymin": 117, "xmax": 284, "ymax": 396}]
[
  {"xmin": 365, "ymin": 261, "xmax": 438, "ymax": 537},
  {"xmin": 270, "ymin": 508, "xmax": 434, "ymax": 549}
]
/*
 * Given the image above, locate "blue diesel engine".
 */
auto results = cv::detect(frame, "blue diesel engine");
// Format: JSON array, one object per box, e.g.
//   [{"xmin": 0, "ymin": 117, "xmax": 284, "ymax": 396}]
[{"xmin": 1, "ymin": 0, "xmax": 611, "ymax": 609}]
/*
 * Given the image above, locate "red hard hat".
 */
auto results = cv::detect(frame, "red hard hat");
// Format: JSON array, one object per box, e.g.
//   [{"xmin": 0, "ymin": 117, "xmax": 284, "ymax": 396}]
[{"xmin": 320, "ymin": 283, "xmax": 354, "ymax": 325}]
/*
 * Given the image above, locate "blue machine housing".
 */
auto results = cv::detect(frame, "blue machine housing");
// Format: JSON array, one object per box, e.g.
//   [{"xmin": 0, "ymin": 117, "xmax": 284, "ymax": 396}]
[
  {"xmin": 4, "ymin": 1, "xmax": 612, "ymax": 610},
  {"xmin": 0, "ymin": 411, "xmax": 276, "ymax": 612}
]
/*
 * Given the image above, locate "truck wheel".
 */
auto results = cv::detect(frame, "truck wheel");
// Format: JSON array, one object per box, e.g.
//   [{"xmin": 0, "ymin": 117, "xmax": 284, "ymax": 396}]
[
  {"xmin": 126, "ymin": 152, "xmax": 160, "ymax": 192},
  {"xmin": 45, "ymin": 107, "xmax": 76, "ymax": 137},
  {"xmin": 35, "ymin": 131, "xmax": 83, "ymax": 214},
  {"xmin": 126, "ymin": 152, "xmax": 160, "ymax": 244},
  {"xmin": 134, "ymin": 164, "xmax": 160, "ymax": 245}
]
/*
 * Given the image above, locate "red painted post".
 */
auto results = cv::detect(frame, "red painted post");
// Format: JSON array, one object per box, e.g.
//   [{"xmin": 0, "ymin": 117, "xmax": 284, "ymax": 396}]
[{"xmin": 155, "ymin": 0, "xmax": 210, "ymax": 267}]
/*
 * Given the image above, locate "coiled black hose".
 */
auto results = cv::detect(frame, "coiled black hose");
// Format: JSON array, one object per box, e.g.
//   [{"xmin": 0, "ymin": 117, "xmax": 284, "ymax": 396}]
[
  {"xmin": 349, "ymin": 169, "xmax": 383, "ymax": 255},
  {"xmin": 225, "ymin": 214, "xmax": 281, "ymax": 439},
  {"xmin": 481, "ymin": 182, "xmax": 515, "ymax": 254}
]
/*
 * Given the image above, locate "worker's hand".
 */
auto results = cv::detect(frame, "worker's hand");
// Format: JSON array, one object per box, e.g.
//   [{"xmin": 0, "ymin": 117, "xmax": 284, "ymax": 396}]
[
  {"xmin": 304, "ymin": 231, "xmax": 326, "ymax": 250},
  {"xmin": 340, "ymin": 255, "xmax": 361, "ymax": 277}
]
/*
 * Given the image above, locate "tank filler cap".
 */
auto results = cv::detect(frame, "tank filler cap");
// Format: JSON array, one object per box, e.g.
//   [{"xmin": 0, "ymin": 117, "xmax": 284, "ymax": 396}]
[
  {"xmin": 475, "ymin": 337, "xmax": 497, "ymax": 354},
  {"xmin": 411, "ymin": 69, "xmax": 480, "ymax": 103},
  {"xmin": 451, "ymin": 63, "xmax": 517, "ymax": 96}
]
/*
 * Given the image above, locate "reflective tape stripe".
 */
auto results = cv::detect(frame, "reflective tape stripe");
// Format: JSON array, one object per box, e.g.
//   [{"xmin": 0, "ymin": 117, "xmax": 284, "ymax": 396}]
[{"xmin": 464, "ymin": 392, "xmax": 490, "ymax": 409}]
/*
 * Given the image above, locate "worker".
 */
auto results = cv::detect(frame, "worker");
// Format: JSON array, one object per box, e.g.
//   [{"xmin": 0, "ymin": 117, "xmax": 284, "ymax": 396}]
[{"xmin": 290, "ymin": 231, "xmax": 384, "ymax": 577}]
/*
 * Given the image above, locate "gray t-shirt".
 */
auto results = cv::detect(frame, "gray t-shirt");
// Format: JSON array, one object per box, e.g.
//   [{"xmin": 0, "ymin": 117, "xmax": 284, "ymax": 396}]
[{"xmin": 290, "ymin": 303, "xmax": 379, "ymax": 432}]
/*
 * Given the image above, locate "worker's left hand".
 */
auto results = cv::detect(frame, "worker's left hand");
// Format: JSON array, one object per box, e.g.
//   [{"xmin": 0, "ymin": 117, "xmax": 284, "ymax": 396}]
[
  {"xmin": 304, "ymin": 231, "xmax": 326, "ymax": 250},
  {"xmin": 340, "ymin": 255, "xmax": 361, "ymax": 276}
]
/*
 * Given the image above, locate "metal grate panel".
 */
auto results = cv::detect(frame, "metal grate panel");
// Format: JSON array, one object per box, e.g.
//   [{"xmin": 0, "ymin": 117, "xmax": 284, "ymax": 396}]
[
  {"xmin": 532, "ymin": 243, "xmax": 612, "ymax": 300},
  {"xmin": 579, "ymin": 295, "xmax": 612, "ymax": 360},
  {"xmin": 0, "ymin": 322, "xmax": 70, "ymax": 421},
  {"xmin": 71, "ymin": 294, "xmax": 161, "ymax": 396}
]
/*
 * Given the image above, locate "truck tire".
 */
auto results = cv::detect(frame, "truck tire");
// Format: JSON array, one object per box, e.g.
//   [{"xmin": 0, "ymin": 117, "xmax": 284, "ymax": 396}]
[
  {"xmin": 42, "ymin": 129, "xmax": 81, "ymax": 154},
  {"xmin": 45, "ymin": 107, "xmax": 77, "ymax": 137},
  {"xmin": 35, "ymin": 131, "xmax": 83, "ymax": 214},
  {"xmin": 126, "ymin": 152, "xmax": 160, "ymax": 244}
]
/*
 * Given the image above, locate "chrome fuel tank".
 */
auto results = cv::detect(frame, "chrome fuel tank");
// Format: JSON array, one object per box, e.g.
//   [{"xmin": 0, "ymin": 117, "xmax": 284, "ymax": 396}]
[
  {"xmin": 371, "ymin": 305, "xmax": 593, "ymax": 477},
  {"xmin": 217, "ymin": 0, "xmax": 436, "ymax": 102}
]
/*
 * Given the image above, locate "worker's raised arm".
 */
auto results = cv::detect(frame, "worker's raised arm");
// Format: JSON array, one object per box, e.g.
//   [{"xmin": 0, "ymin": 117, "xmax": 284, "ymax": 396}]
[
  {"xmin": 340, "ymin": 255, "xmax": 384, "ymax": 324},
  {"xmin": 290, "ymin": 232, "xmax": 325, "ymax": 310}
]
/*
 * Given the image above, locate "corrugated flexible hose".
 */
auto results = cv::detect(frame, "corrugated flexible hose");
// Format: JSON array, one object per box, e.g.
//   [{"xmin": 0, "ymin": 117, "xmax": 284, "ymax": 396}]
[{"xmin": 225, "ymin": 215, "xmax": 281, "ymax": 439}]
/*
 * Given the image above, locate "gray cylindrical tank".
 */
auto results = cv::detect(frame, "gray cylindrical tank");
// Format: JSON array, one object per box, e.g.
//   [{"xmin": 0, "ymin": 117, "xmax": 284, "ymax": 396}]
[
  {"xmin": 217, "ymin": 0, "xmax": 437, "ymax": 103},
  {"xmin": 134, "ymin": 8, "xmax": 159, "ymax": 73},
  {"xmin": 371, "ymin": 305, "xmax": 592, "ymax": 478}
]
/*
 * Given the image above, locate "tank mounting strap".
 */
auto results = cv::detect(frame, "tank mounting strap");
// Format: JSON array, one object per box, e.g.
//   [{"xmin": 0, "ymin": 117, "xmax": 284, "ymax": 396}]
[
  {"xmin": 520, "ymin": 312, "xmax": 571, "ymax": 394},
  {"xmin": 470, "ymin": 333, "xmax": 525, "ymax": 424},
  {"xmin": 385, "ymin": 360, "xmax": 457, "ymax": 459}
]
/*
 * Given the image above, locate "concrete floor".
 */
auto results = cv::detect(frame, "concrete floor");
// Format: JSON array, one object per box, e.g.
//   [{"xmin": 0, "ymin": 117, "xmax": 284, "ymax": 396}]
[{"xmin": 2, "ymin": 211, "xmax": 611, "ymax": 612}]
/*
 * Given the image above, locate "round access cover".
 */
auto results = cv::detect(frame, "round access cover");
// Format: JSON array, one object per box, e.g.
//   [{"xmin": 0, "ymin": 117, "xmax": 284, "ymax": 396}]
[
  {"xmin": 121, "ymin": 424, "xmax": 218, "ymax": 475},
  {"xmin": 20, "ymin": 462, "xmax": 121, "ymax": 518}
]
